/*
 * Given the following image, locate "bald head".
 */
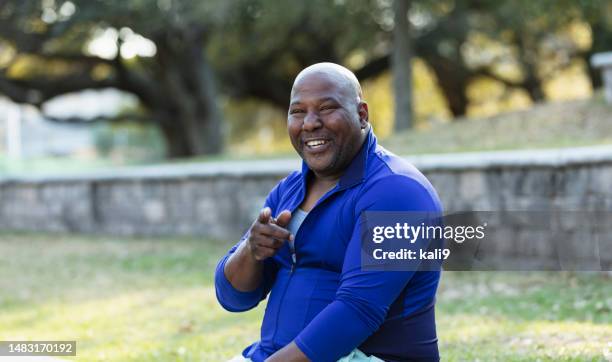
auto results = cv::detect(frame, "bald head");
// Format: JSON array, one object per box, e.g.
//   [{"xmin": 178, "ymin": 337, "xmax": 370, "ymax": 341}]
[
  {"xmin": 291, "ymin": 62, "xmax": 363, "ymax": 103},
  {"xmin": 287, "ymin": 62, "xmax": 370, "ymax": 180}
]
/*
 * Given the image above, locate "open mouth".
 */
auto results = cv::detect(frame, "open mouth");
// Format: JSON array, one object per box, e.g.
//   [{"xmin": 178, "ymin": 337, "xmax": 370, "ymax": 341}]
[
  {"xmin": 304, "ymin": 138, "xmax": 331, "ymax": 152},
  {"xmin": 304, "ymin": 138, "xmax": 332, "ymax": 154}
]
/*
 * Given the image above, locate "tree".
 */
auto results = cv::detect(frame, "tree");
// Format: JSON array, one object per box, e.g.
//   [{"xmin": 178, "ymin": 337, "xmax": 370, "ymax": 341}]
[
  {"xmin": 575, "ymin": 0, "xmax": 612, "ymax": 90},
  {"xmin": 417, "ymin": 0, "xmax": 607, "ymax": 112},
  {"xmin": 2, "ymin": 0, "xmax": 601, "ymax": 154},
  {"xmin": 214, "ymin": 0, "xmax": 577, "ymax": 120},
  {"xmin": 209, "ymin": 0, "xmax": 392, "ymax": 109},
  {"xmin": 0, "ymin": 0, "xmax": 226, "ymax": 158},
  {"xmin": 0, "ymin": 0, "xmax": 402, "ymax": 154},
  {"xmin": 392, "ymin": 0, "xmax": 414, "ymax": 131}
]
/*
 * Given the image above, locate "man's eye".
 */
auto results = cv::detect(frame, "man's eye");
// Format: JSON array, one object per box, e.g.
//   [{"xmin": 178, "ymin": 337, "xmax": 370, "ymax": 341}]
[
  {"xmin": 320, "ymin": 105, "xmax": 337, "ymax": 112},
  {"xmin": 290, "ymin": 109, "xmax": 304, "ymax": 115}
]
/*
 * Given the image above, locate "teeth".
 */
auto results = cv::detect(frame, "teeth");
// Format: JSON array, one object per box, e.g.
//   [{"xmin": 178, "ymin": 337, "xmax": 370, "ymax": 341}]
[{"xmin": 306, "ymin": 140, "xmax": 327, "ymax": 147}]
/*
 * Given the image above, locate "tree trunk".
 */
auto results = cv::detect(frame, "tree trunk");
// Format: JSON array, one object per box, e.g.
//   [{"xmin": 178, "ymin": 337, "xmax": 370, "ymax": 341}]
[
  {"xmin": 583, "ymin": 21, "xmax": 610, "ymax": 91},
  {"xmin": 159, "ymin": 118, "xmax": 193, "ymax": 158},
  {"xmin": 438, "ymin": 78, "xmax": 468, "ymax": 117},
  {"xmin": 392, "ymin": 0, "xmax": 413, "ymax": 131},
  {"xmin": 154, "ymin": 29, "xmax": 224, "ymax": 159},
  {"xmin": 423, "ymin": 54, "xmax": 470, "ymax": 117},
  {"xmin": 583, "ymin": 49, "xmax": 603, "ymax": 91},
  {"xmin": 176, "ymin": 55, "xmax": 224, "ymax": 157},
  {"xmin": 522, "ymin": 70, "xmax": 546, "ymax": 102},
  {"xmin": 514, "ymin": 32, "xmax": 546, "ymax": 103}
]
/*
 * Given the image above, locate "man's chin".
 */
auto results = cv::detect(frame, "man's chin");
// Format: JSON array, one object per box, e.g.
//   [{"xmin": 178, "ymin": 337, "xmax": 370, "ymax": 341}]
[{"xmin": 305, "ymin": 158, "xmax": 334, "ymax": 175}]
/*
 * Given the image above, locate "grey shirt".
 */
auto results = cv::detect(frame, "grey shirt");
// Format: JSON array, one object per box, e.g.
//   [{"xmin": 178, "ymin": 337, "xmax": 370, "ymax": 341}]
[{"xmin": 286, "ymin": 208, "xmax": 308, "ymax": 263}]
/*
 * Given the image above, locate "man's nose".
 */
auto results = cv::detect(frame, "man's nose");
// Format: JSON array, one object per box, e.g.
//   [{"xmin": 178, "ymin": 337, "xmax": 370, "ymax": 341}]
[{"xmin": 303, "ymin": 111, "xmax": 322, "ymax": 131}]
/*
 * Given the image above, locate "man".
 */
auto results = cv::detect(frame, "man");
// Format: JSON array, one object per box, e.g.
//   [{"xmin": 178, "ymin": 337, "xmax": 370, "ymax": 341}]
[{"xmin": 215, "ymin": 63, "xmax": 442, "ymax": 362}]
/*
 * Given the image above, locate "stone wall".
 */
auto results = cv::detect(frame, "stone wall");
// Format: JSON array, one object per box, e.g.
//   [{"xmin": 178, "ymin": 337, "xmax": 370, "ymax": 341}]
[{"xmin": 1, "ymin": 146, "xmax": 612, "ymax": 243}]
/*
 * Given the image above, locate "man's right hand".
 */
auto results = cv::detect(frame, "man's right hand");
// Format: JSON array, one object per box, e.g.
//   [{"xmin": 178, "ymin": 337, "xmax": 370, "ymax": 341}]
[
  {"xmin": 246, "ymin": 207, "xmax": 293, "ymax": 261},
  {"xmin": 224, "ymin": 207, "xmax": 293, "ymax": 292}
]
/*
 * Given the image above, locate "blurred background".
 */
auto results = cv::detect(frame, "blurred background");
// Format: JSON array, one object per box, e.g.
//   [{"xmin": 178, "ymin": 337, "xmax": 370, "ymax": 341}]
[
  {"xmin": 0, "ymin": 1, "xmax": 611, "ymax": 361},
  {"xmin": 1, "ymin": 0, "xmax": 611, "ymax": 171}
]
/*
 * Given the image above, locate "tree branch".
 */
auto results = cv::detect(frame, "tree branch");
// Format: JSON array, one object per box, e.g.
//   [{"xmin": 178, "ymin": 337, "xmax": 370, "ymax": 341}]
[
  {"xmin": 43, "ymin": 112, "xmax": 152, "ymax": 125},
  {"xmin": 112, "ymin": 51, "xmax": 165, "ymax": 108},
  {"xmin": 0, "ymin": 75, "xmax": 40, "ymax": 103},
  {"xmin": 0, "ymin": 71, "xmax": 118, "ymax": 105},
  {"xmin": 35, "ymin": 52, "xmax": 115, "ymax": 66},
  {"xmin": 473, "ymin": 67, "xmax": 523, "ymax": 88},
  {"xmin": 354, "ymin": 55, "xmax": 390, "ymax": 81}
]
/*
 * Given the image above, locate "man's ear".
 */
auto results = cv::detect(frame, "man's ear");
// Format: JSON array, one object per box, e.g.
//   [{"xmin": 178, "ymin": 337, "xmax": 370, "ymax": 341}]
[{"xmin": 358, "ymin": 101, "xmax": 369, "ymax": 129}]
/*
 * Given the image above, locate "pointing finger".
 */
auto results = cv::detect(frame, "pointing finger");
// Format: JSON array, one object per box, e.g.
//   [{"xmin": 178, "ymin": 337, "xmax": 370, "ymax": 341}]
[
  {"xmin": 275, "ymin": 210, "xmax": 292, "ymax": 227},
  {"xmin": 257, "ymin": 207, "xmax": 272, "ymax": 224}
]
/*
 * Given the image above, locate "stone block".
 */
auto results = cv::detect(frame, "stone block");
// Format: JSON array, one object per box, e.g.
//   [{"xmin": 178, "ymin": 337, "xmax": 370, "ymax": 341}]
[{"xmin": 459, "ymin": 170, "xmax": 487, "ymax": 200}]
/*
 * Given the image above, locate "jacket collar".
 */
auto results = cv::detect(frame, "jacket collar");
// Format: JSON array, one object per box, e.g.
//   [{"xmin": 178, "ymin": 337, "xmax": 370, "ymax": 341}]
[{"xmin": 299, "ymin": 127, "xmax": 376, "ymax": 191}]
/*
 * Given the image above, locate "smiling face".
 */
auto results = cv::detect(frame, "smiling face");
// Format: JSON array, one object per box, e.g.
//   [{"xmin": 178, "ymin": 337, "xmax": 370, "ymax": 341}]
[{"xmin": 288, "ymin": 65, "xmax": 369, "ymax": 180}]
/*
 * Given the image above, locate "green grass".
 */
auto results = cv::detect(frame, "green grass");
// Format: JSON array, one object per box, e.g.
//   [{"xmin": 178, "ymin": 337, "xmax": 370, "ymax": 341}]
[
  {"xmin": 385, "ymin": 95, "xmax": 612, "ymax": 155},
  {"xmin": 0, "ymin": 233, "xmax": 610, "ymax": 361}
]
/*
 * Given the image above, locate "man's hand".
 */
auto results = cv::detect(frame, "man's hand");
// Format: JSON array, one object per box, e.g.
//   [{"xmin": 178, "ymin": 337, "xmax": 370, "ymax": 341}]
[
  {"xmin": 246, "ymin": 207, "xmax": 293, "ymax": 261},
  {"xmin": 223, "ymin": 207, "xmax": 292, "ymax": 292},
  {"xmin": 265, "ymin": 341, "xmax": 310, "ymax": 362}
]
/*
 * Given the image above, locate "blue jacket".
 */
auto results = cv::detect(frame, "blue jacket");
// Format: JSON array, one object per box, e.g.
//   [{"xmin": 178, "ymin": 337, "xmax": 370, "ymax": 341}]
[{"xmin": 215, "ymin": 130, "xmax": 443, "ymax": 362}]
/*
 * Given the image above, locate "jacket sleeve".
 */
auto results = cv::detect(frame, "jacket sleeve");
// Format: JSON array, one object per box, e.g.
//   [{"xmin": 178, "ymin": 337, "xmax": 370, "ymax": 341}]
[
  {"xmin": 214, "ymin": 180, "xmax": 283, "ymax": 312},
  {"xmin": 294, "ymin": 175, "xmax": 441, "ymax": 361}
]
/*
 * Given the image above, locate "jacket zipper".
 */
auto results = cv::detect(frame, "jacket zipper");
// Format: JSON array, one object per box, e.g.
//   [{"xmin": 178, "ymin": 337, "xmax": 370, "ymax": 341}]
[
  {"xmin": 270, "ymin": 186, "xmax": 339, "ymax": 346},
  {"xmin": 270, "ymin": 205, "xmax": 302, "ymax": 345}
]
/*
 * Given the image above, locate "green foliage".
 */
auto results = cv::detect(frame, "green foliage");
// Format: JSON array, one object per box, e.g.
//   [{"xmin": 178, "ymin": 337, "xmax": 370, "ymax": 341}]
[{"xmin": 210, "ymin": 0, "xmax": 384, "ymax": 66}]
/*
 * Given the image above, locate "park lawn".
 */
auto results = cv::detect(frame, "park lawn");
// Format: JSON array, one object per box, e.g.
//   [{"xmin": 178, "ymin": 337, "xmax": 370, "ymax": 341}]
[
  {"xmin": 0, "ymin": 233, "xmax": 610, "ymax": 361},
  {"xmin": 384, "ymin": 95, "xmax": 612, "ymax": 155}
]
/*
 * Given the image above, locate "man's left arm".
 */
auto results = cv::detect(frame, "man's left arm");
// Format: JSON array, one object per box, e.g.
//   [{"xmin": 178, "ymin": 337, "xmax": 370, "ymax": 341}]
[{"xmin": 267, "ymin": 176, "xmax": 441, "ymax": 362}]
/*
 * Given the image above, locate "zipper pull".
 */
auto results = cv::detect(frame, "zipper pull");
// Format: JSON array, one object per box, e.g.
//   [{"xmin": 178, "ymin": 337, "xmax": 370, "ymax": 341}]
[
  {"xmin": 289, "ymin": 234, "xmax": 296, "ymax": 273},
  {"xmin": 291, "ymin": 252, "xmax": 297, "ymax": 273}
]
